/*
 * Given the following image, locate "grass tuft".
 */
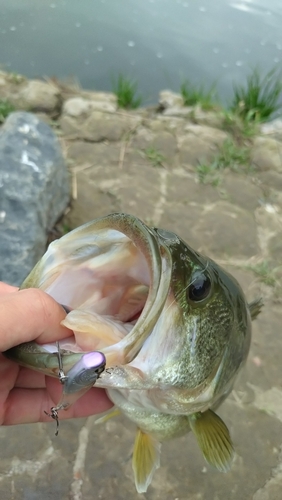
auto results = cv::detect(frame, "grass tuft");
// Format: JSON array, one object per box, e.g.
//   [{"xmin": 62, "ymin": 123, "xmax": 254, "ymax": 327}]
[
  {"xmin": 215, "ymin": 139, "xmax": 250, "ymax": 171},
  {"xmin": 196, "ymin": 163, "xmax": 221, "ymax": 186},
  {"xmin": 221, "ymin": 110, "xmax": 260, "ymax": 140},
  {"xmin": 230, "ymin": 67, "xmax": 282, "ymax": 122},
  {"xmin": 141, "ymin": 147, "xmax": 166, "ymax": 168},
  {"xmin": 180, "ymin": 79, "xmax": 217, "ymax": 110},
  {"xmin": 246, "ymin": 261, "xmax": 278, "ymax": 287},
  {"xmin": 8, "ymin": 72, "xmax": 25, "ymax": 84},
  {"xmin": 112, "ymin": 74, "xmax": 142, "ymax": 109},
  {"xmin": 197, "ymin": 138, "xmax": 251, "ymax": 184},
  {"xmin": 0, "ymin": 99, "xmax": 15, "ymax": 123}
]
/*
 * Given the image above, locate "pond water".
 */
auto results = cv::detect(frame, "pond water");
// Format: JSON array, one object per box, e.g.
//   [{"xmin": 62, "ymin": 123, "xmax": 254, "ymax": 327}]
[{"xmin": 0, "ymin": 0, "xmax": 282, "ymax": 105}]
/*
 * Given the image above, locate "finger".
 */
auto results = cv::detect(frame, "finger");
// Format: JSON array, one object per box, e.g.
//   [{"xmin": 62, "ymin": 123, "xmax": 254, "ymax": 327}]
[
  {"xmin": 0, "ymin": 288, "xmax": 73, "ymax": 351},
  {"xmin": 2, "ymin": 386, "xmax": 113, "ymax": 425},
  {"xmin": 15, "ymin": 367, "xmax": 46, "ymax": 389},
  {"xmin": 0, "ymin": 282, "xmax": 18, "ymax": 295}
]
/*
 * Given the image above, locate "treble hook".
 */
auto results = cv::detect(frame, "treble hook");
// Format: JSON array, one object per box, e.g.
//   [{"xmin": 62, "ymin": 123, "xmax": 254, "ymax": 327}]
[
  {"xmin": 56, "ymin": 341, "xmax": 68, "ymax": 384},
  {"xmin": 44, "ymin": 340, "xmax": 68, "ymax": 436}
]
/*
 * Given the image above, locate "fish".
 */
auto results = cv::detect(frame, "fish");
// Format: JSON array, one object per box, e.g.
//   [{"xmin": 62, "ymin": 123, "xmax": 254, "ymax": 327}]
[{"xmin": 4, "ymin": 212, "xmax": 262, "ymax": 493}]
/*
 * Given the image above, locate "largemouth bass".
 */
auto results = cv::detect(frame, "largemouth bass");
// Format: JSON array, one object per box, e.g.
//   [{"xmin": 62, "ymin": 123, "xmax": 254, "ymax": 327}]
[{"xmin": 5, "ymin": 213, "xmax": 262, "ymax": 493}]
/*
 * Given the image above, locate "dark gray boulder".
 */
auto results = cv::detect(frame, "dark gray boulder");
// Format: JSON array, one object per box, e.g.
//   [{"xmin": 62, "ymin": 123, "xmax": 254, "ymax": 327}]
[{"xmin": 0, "ymin": 112, "xmax": 70, "ymax": 285}]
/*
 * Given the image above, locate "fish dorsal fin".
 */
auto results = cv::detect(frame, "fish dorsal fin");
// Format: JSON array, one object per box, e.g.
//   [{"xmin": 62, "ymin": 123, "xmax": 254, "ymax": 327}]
[
  {"xmin": 248, "ymin": 298, "xmax": 264, "ymax": 320},
  {"xmin": 188, "ymin": 409, "xmax": 234, "ymax": 472},
  {"xmin": 132, "ymin": 429, "xmax": 161, "ymax": 493},
  {"xmin": 94, "ymin": 408, "xmax": 121, "ymax": 425}
]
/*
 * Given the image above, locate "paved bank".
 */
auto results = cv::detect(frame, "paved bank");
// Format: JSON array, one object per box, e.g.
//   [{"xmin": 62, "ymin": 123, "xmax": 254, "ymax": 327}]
[{"xmin": 0, "ymin": 71, "xmax": 282, "ymax": 499}]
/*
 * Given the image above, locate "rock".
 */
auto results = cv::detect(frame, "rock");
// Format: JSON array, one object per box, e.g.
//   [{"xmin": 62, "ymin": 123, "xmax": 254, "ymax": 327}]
[
  {"xmin": 0, "ymin": 70, "xmax": 26, "ymax": 86},
  {"xmin": 0, "ymin": 72, "xmax": 7, "ymax": 87},
  {"xmin": 192, "ymin": 106, "xmax": 224, "ymax": 129},
  {"xmin": 65, "ymin": 162, "xmax": 164, "ymax": 228},
  {"xmin": 63, "ymin": 97, "xmax": 91, "ymax": 117},
  {"xmin": 110, "ymin": 165, "xmax": 166, "ymax": 222},
  {"xmin": 257, "ymin": 171, "xmax": 282, "ymax": 191},
  {"xmin": 178, "ymin": 124, "xmax": 228, "ymax": 166},
  {"xmin": 162, "ymin": 104, "xmax": 223, "ymax": 128},
  {"xmin": 222, "ymin": 173, "xmax": 263, "ymax": 211},
  {"xmin": 160, "ymin": 197, "xmax": 259, "ymax": 258},
  {"xmin": 17, "ymin": 80, "xmax": 61, "ymax": 113},
  {"xmin": 196, "ymin": 201, "xmax": 259, "ymax": 257},
  {"xmin": 65, "ymin": 172, "xmax": 119, "ymax": 228},
  {"xmin": 163, "ymin": 116, "xmax": 188, "ymax": 135},
  {"xmin": 0, "ymin": 112, "xmax": 70, "ymax": 285},
  {"xmin": 166, "ymin": 172, "xmax": 220, "ymax": 205},
  {"xmin": 63, "ymin": 96, "xmax": 117, "ymax": 116},
  {"xmin": 268, "ymin": 232, "xmax": 282, "ymax": 262},
  {"xmin": 0, "ymin": 72, "xmax": 27, "ymax": 105},
  {"xmin": 67, "ymin": 141, "xmax": 121, "ymax": 166},
  {"xmin": 60, "ymin": 111, "xmax": 141, "ymax": 141},
  {"xmin": 159, "ymin": 90, "xmax": 184, "ymax": 109},
  {"xmin": 0, "ymin": 71, "xmax": 62, "ymax": 116},
  {"xmin": 159, "ymin": 201, "xmax": 205, "ymax": 250},
  {"xmin": 78, "ymin": 90, "xmax": 117, "ymax": 104},
  {"xmin": 144, "ymin": 117, "xmax": 169, "ymax": 133},
  {"xmin": 163, "ymin": 106, "xmax": 194, "ymax": 118},
  {"xmin": 130, "ymin": 129, "xmax": 177, "ymax": 164},
  {"xmin": 261, "ymin": 118, "xmax": 282, "ymax": 142},
  {"xmin": 251, "ymin": 136, "xmax": 282, "ymax": 173},
  {"xmin": 255, "ymin": 205, "xmax": 282, "ymax": 242}
]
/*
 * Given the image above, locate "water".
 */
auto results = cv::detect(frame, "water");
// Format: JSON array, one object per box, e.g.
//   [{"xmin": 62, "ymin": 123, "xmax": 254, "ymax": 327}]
[{"xmin": 0, "ymin": 0, "xmax": 282, "ymax": 105}]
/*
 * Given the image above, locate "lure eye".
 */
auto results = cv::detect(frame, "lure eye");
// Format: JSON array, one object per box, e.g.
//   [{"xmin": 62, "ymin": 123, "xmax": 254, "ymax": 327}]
[{"xmin": 188, "ymin": 273, "xmax": 211, "ymax": 302}]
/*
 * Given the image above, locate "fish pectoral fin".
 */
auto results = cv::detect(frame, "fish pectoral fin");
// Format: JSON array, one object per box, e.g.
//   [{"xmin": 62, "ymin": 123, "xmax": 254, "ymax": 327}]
[
  {"xmin": 94, "ymin": 408, "xmax": 121, "ymax": 425},
  {"xmin": 188, "ymin": 409, "xmax": 234, "ymax": 472},
  {"xmin": 248, "ymin": 297, "xmax": 264, "ymax": 320},
  {"xmin": 132, "ymin": 429, "xmax": 161, "ymax": 493}
]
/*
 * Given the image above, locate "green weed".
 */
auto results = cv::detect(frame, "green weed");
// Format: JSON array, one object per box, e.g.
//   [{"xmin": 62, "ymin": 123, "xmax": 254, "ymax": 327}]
[
  {"xmin": 0, "ymin": 99, "xmax": 15, "ymax": 123},
  {"xmin": 196, "ymin": 162, "xmax": 220, "ymax": 186},
  {"xmin": 8, "ymin": 73, "xmax": 25, "ymax": 84},
  {"xmin": 62, "ymin": 223, "xmax": 72, "ymax": 234},
  {"xmin": 112, "ymin": 74, "xmax": 142, "ymax": 109},
  {"xmin": 230, "ymin": 67, "xmax": 282, "ymax": 122},
  {"xmin": 246, "ymin": 261, "xmax": 277, "ymax": 287},
  {"xmin": 221, "ymin": 110, "xmax": 260, "ymax": 140},
  {"xmin": 196, "ymin": 138, "xmax": 251, "ymax": 184},
  {"xmin": 180, "ymin": 79, "xmax": 218, "ymax": 110},
  {"xmin": 216, "ymin": 138, "xmax": 250, "ymax": 171},
  {"xmin": 143, "ymin": 147, "xmax": 166, "ymax": 168}
]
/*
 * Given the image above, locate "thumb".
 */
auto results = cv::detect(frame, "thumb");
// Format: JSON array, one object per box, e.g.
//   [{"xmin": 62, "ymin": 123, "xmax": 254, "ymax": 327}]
[{"xmin": 0, "ymin": 288, "xmax": 73, "ymax": 351}]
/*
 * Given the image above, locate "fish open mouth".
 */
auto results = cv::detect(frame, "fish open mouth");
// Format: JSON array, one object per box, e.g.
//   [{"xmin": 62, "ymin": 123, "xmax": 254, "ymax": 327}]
[
  {"xmin": 44, "ymin": 235, "xmax": 150, "ymax": 352},
  {"xmin": 27, "ymin": 214, "xmax": 172, "ymax": 365}
]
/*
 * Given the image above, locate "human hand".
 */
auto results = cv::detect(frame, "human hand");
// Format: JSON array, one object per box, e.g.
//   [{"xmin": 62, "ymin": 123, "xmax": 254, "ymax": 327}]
[{"xmin": 0, "ymin": 282, "xmax": 113, "ymax": 425}]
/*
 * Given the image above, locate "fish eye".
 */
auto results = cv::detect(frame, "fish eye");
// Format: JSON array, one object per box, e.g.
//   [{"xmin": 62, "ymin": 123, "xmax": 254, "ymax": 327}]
[{"xmin": 188, "ymin": 273, "xmax": 212, "ymax": 302}]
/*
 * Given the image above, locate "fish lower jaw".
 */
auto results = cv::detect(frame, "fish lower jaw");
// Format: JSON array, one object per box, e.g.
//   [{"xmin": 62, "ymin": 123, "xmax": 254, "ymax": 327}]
[
  {"xmin": 98, "ymin": 359, "xmax": 227, "ymax": 415},
  {"xmin": 105, "ymin": 382, "xmax": 224, "ymax": 417}
]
